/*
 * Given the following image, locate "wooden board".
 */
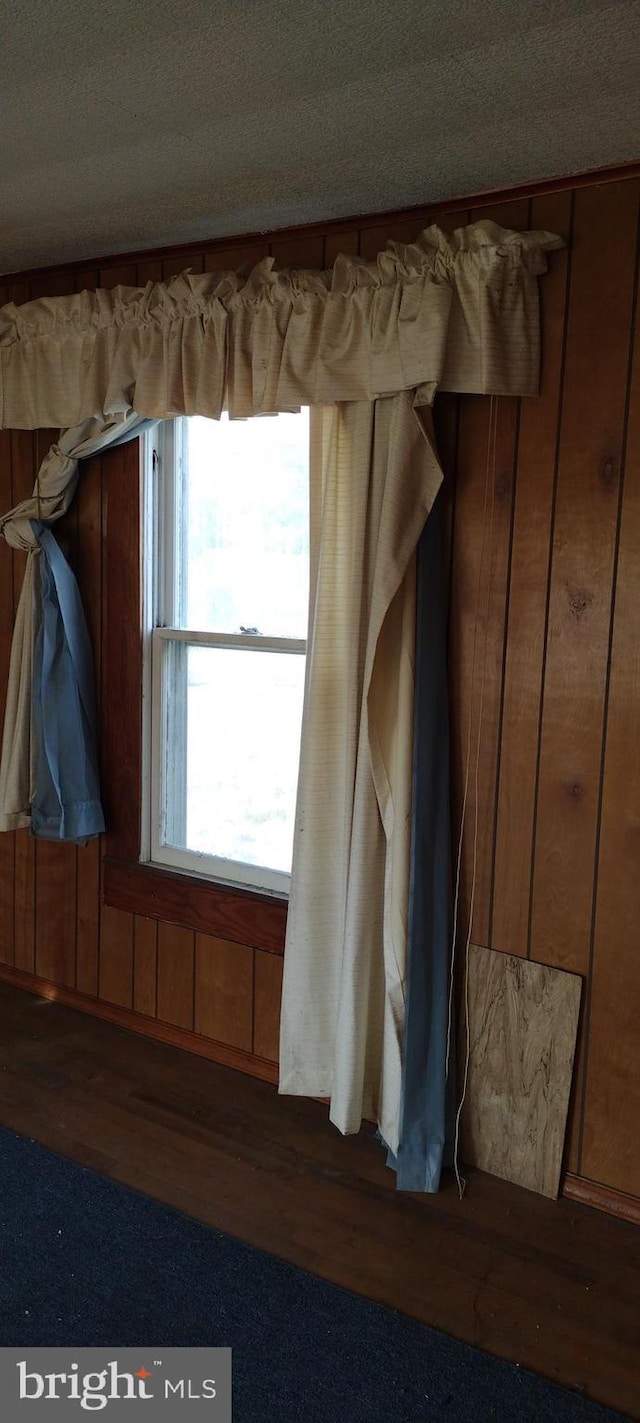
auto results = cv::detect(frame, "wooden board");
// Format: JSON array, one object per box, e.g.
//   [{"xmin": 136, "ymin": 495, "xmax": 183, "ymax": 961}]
[{"xmin": 461, "ymin": 943, "xmax": 581, "ymax": 1197}]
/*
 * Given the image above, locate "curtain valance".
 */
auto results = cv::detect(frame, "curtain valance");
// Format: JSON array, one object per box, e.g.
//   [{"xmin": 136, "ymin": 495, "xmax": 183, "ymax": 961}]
[{"xmin": 0, "ymin": 221, "xmax": 562, "ymax": 430}]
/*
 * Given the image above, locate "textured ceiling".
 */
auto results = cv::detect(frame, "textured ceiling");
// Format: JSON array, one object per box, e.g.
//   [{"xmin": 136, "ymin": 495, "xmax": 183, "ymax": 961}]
[{"xmin": 1, "ymin": 0, "xmax": 639, "ymax": 275}]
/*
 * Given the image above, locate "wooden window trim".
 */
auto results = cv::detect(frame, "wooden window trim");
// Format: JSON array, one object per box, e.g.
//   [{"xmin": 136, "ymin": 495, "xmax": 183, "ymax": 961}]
[{"xmin": 101, "ymin": 438, "xmax": 287, "ymax": 955}]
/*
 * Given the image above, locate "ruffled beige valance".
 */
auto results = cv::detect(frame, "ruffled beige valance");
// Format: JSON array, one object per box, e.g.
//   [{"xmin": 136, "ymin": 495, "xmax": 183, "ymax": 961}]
[{"xmin": 0, "ymin": 221, "xmax": 563, "ymax": 430}]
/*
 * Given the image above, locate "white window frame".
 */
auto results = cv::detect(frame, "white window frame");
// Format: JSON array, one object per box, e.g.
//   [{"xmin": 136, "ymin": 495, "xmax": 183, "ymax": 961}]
[{"xmin": 140, "ymin": 419, "xmax": 306, "ymax": 898}]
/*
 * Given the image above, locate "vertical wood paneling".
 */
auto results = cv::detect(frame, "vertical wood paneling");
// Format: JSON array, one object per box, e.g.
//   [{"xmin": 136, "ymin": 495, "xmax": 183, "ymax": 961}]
[
  {"xmin": 358, "ymin": 215, "xmax": 432, "ymax": 259},
  {"xmin": 529, "ymin": 181, "xmax": 640, "ymax": 975},
  {"xmin": 13, "ymin": 843, "xmax": 35, "ymax": 975},
  {"xmin": 76, "ymin": 841, "xmax": 100, "ymax": 996},
  {"xmin": 162, "ymin": 252, "xmax": 204, "ymax": 281},
  {"xmin": 98, "ymin": 263, "xmax": 137, "ymax": 291},
  {"xmin": 99, "ymin": 902, "xmax": 134, "ymax": 1008},
  {"xmin": 473, "ymin": 395, "xmax": 519, "ymax": 952},
  {"xmin": 581, "ymin": 240, "xmax": 640, "ymax": 1189},
  {"xmin": 448, "ymin": 393, "xmax": 519, "ymax": 949},
  {"xmin": 491, "ymin": 190, "xmax": 573, "ymax": 957},
  {"xmin": 1, "ymin": 183, "xmax": 640, "ymax": 1204},
  {"xmin": 254, "ymin": 951, "xmax": 283, "ymax": 1062},
  {"xmin": 448, "ymin": 200, "xmax": 528, "ymax": 952},
  {"xmin": 28, "ymin": 271, "xmax": 77, "ymax": 302},
  {"xmin": 204, "ymin": 243, "xmax": 270, "ymax": 273},
  {"xmin": 157, "ymin": 923, "xmax": 194, "ymax": 1030},
  {"xmin": 324, "ymin": 228, "xmax": 359, "ymax": 265},
  {"xmin": 136, "ymin": 259, "xmax": 163, "ymax": 286},
  {"xmin": 424, "ymin": 207, "xmax": 471, "ymax": 239},
  {"xmin": 269, "ymin": 235, "xmax": 325, "ymax": 268},
  {"xmin": 34, "ymin": 841, "xmax": 77, "ymax": 986},
  {"xmin": 358, "ymin": 206, "xmax": 470, "ymax": 259},
  {"xmin": 470, "ymin": 200, "xmax": 530, "ymax": 952},
  {"xmin": 195, "ymin": 935, "xmax": 253, "ymax": 1049},
  {"xmin": 133, "ymin": 916, "xmax": 158, "ymax": 1017}
]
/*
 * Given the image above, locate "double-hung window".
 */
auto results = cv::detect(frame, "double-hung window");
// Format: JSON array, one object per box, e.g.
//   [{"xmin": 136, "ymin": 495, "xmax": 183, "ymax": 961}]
[{"xmin": 142, "ymin": 410, "xmax": 309, "ymax": 897}]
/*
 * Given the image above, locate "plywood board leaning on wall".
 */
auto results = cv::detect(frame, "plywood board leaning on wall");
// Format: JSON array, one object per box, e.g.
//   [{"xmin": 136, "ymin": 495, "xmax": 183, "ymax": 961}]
[{"xmin": 461, "ymin": 944, "xmax": 582, "ymax": 1198}]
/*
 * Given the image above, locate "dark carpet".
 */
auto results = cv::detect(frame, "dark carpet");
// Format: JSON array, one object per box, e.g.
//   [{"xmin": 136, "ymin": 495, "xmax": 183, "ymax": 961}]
[{"xmin": 0, "ymin": 1127, "xmax": 627, "ymax": 1422}]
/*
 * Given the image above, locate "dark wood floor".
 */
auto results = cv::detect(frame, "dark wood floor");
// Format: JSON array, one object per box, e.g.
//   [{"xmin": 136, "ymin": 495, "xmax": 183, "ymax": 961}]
[{"xmin": 0, "ymin": 982, "xmax": 638, "ymax": 1418}]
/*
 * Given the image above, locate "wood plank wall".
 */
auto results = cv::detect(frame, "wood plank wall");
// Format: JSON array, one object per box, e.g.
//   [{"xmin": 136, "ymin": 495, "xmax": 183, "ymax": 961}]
[{"xmin": 0, "ymin": 174, "xmax": 639, "ymax": 1204}]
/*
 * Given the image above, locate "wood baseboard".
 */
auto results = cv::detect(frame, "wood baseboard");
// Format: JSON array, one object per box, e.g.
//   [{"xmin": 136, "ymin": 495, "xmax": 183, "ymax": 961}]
[
  {"xmin": 562, "ymin": 1173, "xmax": 640, "ymax": 1226},
  {"xmin": 0, "ymin": 962, "xmax": 279, "ymax": 1087}
]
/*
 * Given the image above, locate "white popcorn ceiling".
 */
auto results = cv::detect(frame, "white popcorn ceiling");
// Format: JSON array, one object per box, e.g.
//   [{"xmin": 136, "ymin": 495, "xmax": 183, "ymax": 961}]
[{"xmin": 1, "ymin": 0, "xmax": 639, "ymax": 275}]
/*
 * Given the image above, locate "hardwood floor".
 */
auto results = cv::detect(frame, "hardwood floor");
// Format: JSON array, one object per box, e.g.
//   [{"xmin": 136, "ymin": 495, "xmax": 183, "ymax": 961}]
[{"xmin": 0, "ymin": 981, "xmax": 638, "ymax": 1418}]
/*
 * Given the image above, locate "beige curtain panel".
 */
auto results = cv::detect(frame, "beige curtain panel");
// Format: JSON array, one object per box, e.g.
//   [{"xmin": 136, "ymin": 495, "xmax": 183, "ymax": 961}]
[
  {"xmin": 0, "ymin": 222, "xmax": 562, "ymax": 432},
  {"xmin": 0, "ymin": 217, "xmax": 562, "ymax": 1151},
  {"xmin": 280, "ymin": 395, "xmax": 441, "ymax": 1153}
]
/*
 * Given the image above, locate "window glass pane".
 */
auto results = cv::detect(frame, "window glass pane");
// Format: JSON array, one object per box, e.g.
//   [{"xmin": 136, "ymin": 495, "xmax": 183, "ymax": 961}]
[
  {"xmin": 164, "ymin": 644, "xmax": 305, "ymax": 876},
  {"xmin": 183, "ymin": 411, "xmax": 309, "ymax": 637}
]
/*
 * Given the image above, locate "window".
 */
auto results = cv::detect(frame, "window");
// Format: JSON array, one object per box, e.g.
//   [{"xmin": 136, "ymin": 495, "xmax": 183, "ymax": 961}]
[{"xmin": 141, "ymin": 411, "xmax": 309, "ymax": 897}]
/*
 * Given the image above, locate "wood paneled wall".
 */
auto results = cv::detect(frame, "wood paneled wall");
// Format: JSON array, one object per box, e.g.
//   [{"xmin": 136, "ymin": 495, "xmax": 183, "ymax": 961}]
[{"xmin": 0, "ymin": 172, "xmax": 639, "ymax": 1205}]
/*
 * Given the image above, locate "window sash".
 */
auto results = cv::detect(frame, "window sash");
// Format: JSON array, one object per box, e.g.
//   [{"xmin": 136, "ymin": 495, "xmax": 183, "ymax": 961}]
[
  {"xmin": 149, "ymin": 631, "xmax": 302, "ymax": 896},
  {"xmin": 152, "ymin": 628, "xmax": 306, "ymax": 654}
]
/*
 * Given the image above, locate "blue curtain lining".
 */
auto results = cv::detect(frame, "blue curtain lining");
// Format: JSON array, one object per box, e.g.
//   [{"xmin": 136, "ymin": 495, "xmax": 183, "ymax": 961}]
[
  {"xmin": 385, "ymin": 488, "xmax": 455, "ymax": 1191},
  {"xmin": 30, "ymin": 522, "xmax": 104, "ymax": 843}
]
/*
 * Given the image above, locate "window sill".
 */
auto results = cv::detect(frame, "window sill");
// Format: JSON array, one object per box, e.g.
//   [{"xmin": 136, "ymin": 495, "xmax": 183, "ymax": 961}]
[{"xmin": 103, "ymin": 857, "xmax": 286, "ymax": 954}]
